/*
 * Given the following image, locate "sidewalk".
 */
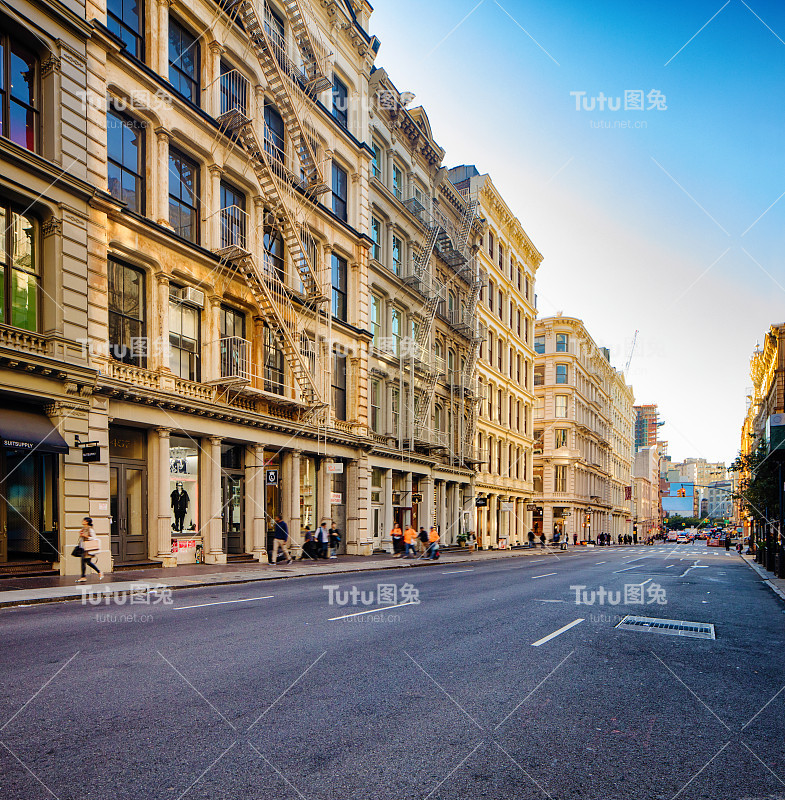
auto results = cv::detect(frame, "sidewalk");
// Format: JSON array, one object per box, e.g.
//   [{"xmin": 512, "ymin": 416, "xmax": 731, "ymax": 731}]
[
  {"xmin": 741, "ymin": 554, "xmax": 785, "ymax": 603},
  {"xmin": 0, "ymin": 545, "xmax": 572, "ymax": 609}
]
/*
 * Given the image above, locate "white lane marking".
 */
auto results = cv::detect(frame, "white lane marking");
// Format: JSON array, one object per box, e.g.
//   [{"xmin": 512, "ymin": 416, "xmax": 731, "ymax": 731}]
[
  {"xmin": 624, "ymin": 557, "xmax": 646, "ymax": 563},
  {"xmin": 596, "ymin": 561, "xmax": 607, "ymax": 565},
  {"xmin": 529, "ymin": 559, "xmax": 545, "ymax": 563},
  {"xmin": 441, "ymin": 569, "xmax": 475, "ymax": 574},
  {"xmin": 531, "ymin": 573, "xmax": 557, "ymax": 579},
  {"xmin": 532, "ymin": 618, "xmax": 585, "ymax": 647},
  {"xmin": 666, "ymin": 564, "xmax": 674, "ymax": 568},
  {"xmin": 535, "ymin": 599, "xmax": 566, "ymax": 603},
  {"xmin": 328, "ymin": 601, "xmax": 417, "ymax": 620},
  {"xmin": 174, "ymin": 595, "xmax": 274, "ymax": 611},
  {"xmin": 613, "ymin": 566, "xmax": 638, "ymax": 573}
]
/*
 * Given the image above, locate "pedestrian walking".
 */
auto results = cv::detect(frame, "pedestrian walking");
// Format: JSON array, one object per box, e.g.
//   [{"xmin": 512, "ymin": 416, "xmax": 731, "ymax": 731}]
[
  {"xmin": 725, "ymin": 533, "xmax": 731, "ymax": 552},
  {"xmin": 539, "ymin": 532, "xmax": 546, "ymax": 549},
  {"xmin": 403, "ymin": 524, "xmax": 417, "ymax": 558},
  {"xmin": 426, "ymin": 526, "xmax": 440, "ymax": 559},
  {"xmin": 271, "ymin": 515, "xmax": 292, "ymax": 564},
  {"xmin": 528, "ymin": 530, "xmax": 535, "ymax": 548},
  {"xmin": 316, "ymin": 521, "xmax": 330, "ymax": 559},
  {"xmin": 417, "ymin": 526, "xmax": 429, "ymax": 555},
  {"xmin": 390, "ymin": 523, "xmax": 403, "ymax": 557},
  {"xmin": 328, "ymin": 522, "xmax": 341, "ymax": 558},
  {"xmin": 74, "ymin": 517, "xmax": 102, "ymax": 583},
  {"xmin": 573, "ymin": 532, "xmax": 578, "ymax": 546},
  {"xmin": 299, "ymin": 529, "xmax": 319, "ymax": 561}
]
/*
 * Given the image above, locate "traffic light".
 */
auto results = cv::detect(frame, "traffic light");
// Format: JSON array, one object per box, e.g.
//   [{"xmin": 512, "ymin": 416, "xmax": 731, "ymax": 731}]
[{"xmin": 677, "ymin": 488, "xmax": 686, "ymax": 497}]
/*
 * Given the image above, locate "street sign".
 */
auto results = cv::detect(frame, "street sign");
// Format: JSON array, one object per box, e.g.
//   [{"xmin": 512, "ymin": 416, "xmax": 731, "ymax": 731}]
[
  {"xmin": 330, "ymin": 492, "xmax": 342, "ymax": 504},
  {"xmin": 562, "ymin": 512, "xmax": 572, "ymax": 517},
  {"xmin": 82, "ymin": 445, "xmax": 101, "ymax": 463},
  {"xmin": 411, "ymin": 493, "xmax": 423, "ymax": 503},
  {"xmin": 265, "ymin": 469, "xmax": 279, "ymax": 486},
  {"xmin": 326, "ymin": 462, "xmax": 344, "ymax": 474},
  {"xmin": 475, "ymin": 497, "xmax": 488, "ymax": 507}
]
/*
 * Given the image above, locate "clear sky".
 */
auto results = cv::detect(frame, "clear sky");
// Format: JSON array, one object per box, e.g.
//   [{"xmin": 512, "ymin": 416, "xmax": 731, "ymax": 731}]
[{"xmin": 367, "ymin": 0, "xmax": 785, "ymax": 465}]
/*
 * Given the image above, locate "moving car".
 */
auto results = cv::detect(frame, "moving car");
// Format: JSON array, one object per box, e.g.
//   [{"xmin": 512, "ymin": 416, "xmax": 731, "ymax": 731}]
[{"xmin": 676, "ymin": 534, "xmax": 689, "ymax": 543}]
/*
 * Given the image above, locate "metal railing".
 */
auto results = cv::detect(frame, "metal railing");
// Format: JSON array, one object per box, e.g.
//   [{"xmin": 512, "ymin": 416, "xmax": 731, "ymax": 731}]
[
  {"xmin": 219, "ymin": 68, "xmax": 249, "ymax": 123},
  {"xmin": 220, "ymin": 336, "xmax": 251, "ymax": 382},
  {"xmin": 219, "ymin": 205, "xmax": 249, "ymax": 253}
]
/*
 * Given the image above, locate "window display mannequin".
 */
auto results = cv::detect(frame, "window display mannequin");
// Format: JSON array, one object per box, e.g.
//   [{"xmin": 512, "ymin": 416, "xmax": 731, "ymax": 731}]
[{"xmin": 171, "ymin": 481, "xmax": 190, "ymax": 532}]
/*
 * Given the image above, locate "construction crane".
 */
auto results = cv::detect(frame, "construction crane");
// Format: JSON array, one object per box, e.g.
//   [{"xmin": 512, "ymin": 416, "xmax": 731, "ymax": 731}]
[{"xmin": 624, "ymin": 330, "xmax": 639, "ymax": 374}]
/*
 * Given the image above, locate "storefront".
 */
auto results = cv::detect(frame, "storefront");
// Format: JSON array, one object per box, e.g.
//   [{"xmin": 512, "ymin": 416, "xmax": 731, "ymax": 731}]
[
  {"xmin": 0, "ymin": 407, "xmax": 66, "ymax": 564},
  {"xmin": 108, "ymin": 426, "xmax": 148, "ymax": 564}
]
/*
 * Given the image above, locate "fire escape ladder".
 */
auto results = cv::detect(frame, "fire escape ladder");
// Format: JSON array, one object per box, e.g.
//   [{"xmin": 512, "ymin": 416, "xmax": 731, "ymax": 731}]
[
  {"xmin": 457, "ymin": 198, "xmax": 478, "ymax": 251},
  {"xmin": 281, "ymin": 0, "xmax": 333, "ymax": 94},
  {"xmin": 235, "ymin": 0, "xmax": 326, "ymax": 195},
  {"xmin": 232, "ymin": 252, "xmax": 322, "ymax": 405}
]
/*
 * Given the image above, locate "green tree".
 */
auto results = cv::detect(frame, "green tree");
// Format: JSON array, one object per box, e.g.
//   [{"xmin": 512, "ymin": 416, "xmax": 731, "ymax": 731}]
[{"xmin": 730, "ymin": 438, "xmax": 778, "ymax": 523}]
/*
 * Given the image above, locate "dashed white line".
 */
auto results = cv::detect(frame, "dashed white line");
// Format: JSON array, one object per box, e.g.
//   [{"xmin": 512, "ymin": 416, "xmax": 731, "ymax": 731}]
[
  {"xmin": 174, "ymin": 595, "xmax": 274, "ymax": 611},
  {"xmin": 531, "ymin": 573, "xmax": 557, "ymax": 579},
  {"xmin": 328, "ymin": 601, "xmax": 418, "ymax": 620},
  {"xmin": 441, "ymin": 570, "xmax": 474, "ymax": 575},
  {"xmin": 532, "ymin": 618, "xmax": 585, "ymax": 647},
  {"xmin": 613, "ymin": 566, "xmax": 638, "ymax": 573},
  {"xmin": 596, "ymin": 561, "xmax": 607, "ymax": 565}
]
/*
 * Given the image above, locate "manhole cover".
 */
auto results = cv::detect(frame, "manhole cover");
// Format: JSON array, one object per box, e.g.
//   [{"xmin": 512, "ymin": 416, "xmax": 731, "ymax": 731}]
[{"xmin": 615, "ymin": 615, "xmax": 715, "ymax": 640}]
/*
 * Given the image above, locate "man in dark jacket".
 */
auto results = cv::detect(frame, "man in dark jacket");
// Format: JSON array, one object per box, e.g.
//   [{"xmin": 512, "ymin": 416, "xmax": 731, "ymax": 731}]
[{"xmin": 271, "ymin": 515, "xmax": 292, "ymax": 565}]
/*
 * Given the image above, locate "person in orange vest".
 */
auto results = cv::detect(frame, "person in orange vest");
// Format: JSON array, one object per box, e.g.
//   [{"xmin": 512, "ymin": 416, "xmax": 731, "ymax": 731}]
[
  {"xmin": 403, "ymin": 523, "xmax": 417, "ymax": 558},
  {"xmin": 390, "ymin": 523, "xmax": 403, "ymax": 557},
  {"xmin": 425, "ymin": 526, "xmax": 440, "ymax": 560}
]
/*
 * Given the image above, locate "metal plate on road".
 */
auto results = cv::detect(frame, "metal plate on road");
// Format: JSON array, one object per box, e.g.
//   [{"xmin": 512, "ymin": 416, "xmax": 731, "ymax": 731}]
[{"xmin": 615, "ymin": 615, "xmax": 715, "ymax": 640}]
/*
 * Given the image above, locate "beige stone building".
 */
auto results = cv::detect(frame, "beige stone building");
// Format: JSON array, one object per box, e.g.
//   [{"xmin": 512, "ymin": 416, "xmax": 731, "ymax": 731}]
[
  {"xmin": 450, "ymin": 166, "xmax": 541, "ymax": 549},
  {"xmin": 365, "ymin": 72, "xmax": 482, "ymax": 549},
  {"xmin": 533, "ymin": 316, "xmax": 634, "ymax": 543},
  {"xmin": 0, "ymin": 0, "xmax": 101, "ymax": 574},
  {"xmin": 71, "ymin": 0, "xmax": 378, "ymax": 572},
  {"xmin": 633, "ymin": 446, "xmax": 660, "ymax": 540}
]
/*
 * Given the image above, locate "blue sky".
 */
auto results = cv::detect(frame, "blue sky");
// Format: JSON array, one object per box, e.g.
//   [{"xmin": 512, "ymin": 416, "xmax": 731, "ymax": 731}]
[{"xmin": 368, "ymin": 0, "xmax": 785, "ymax": 464}]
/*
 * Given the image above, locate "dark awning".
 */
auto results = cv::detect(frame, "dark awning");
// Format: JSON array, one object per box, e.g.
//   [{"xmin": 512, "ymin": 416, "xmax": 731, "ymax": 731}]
[{"xmin": 0, "ymin": 408, "xmax": 69, "ymax": 454}]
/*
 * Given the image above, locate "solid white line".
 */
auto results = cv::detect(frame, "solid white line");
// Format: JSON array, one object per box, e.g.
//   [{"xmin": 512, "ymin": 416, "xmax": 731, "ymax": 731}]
[
  {"xmin": 531, "ymin": 573, "xmax": 557, "ymax": 579},
  {"xmin": 441, "ymin": 569, "xmax": 475, "ymax": 574},
  {"xmin": 613, "ymin": 566, "xmax": 638, "ymax": 573},
  {"xmin": 529, "ymin": 559, "xmax": 545, "ymax": 563},
  {"xmin": 328, "ymin": 601, "xmax": 417, "ymax": 620},
  {"xmin": 174, "ymin": 595, "xmax": 274, "ymax": 611},
  {"xmin": 532, "ymin": 618, "xmax": 585, "ymax": 647}
]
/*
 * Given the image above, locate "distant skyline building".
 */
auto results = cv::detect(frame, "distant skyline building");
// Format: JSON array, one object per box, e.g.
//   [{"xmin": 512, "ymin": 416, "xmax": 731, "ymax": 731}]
[{"xmin": 634, "ymin": 404, "xmax": 663, "ymax": 452}]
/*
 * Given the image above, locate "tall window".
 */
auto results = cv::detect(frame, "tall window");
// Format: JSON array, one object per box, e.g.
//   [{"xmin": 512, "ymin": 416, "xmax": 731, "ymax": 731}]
[
  {"xmin": 555, "ymin": 395, "xmax": 568, "ymax": 418},
  {"xmin": 108, "ymin": 258, "xmax": 145, "ymax": 365},
  {"xmin": 391, "ymin": 235, "xmax": 402, "ymax": 275},
  {"xmin": 332, "ymin": 74, "xmax": 348, "ymax": 127},
  {"xmin": 370, "ymin": 293, "xmax": 381, "ymax": 344},
  {"xmin": 497, "ymin": 340, "xmax": 503, "ymax": 372},
  {"xmin": 168, "ymin": 18, "xmax": 199, "ymax": 105},
  {"xmin": 556, "ymin": 333, "xmax": 569, "ymax": 353},
  {"xmin": 107, "ymin": 0, "xmax": 143, "ymax": 58},
  {"xmin": 0, "ymin": 37, "xmax": 38, "ymax": 152},
  {"xmin": 391, "ymin": 307, "xmax": 401, "ymax": 356},
  {"xmin": 487, "ymin": 280, "xmax": 494, "ymax": 312},
  {"xmin": 168, "ymin": 285, "xmax": 200, "ymax": 380},
  {"xmin": 263, "ymin": 226, "xmax": 285, "ymax": 281},
  {"xmin": 487, "ymin": 230, "xmax": 494, "ymax": 257},
  {"xmin": 331, "ymin": 253, "xmax": 347, "ymax": 321},
  {"xmin": 220, "ymin": 60, "xmax": 246, "ymax": 117},
  {"xmin": 371, "ymin": 142, "xmax": 382, "ymax": 179},
  {"xmin": 0, "ymin": 205, "xmax": 39, "ymax": 331},
  {"xmin": 169, "ymin": 148, "xmax": 198, "ymax": 242},
  {"xmin": 391, "ymin": 386, "xmax": 400, "ymax": 437},
  {"xmin": 534, "ymin": 334, "xmax": 545, "ymax": 354},
  {"xmin": 392, "ymin": 164, "xmax": 403, "ymax": 199},
  {"xmin": 498, "ymin": 242, "xmax": 504, "ymax": 269},
  {"xmin": 370, "ymin": 378, "xmax": 381, "ymax": 432},
  {"xmin": 554, "ymin": 465, "xmax": 567, "ymax": 493},
  {"xmin": 497, "ymin": 389, "xmax": 503, "ymax": 424},
  {"xmin": 556, "ymin": 364, "xmax": 568, "ymax": 384},
  {"xmin": 220, "ymin": 305, "xmax": 245, "ymax": 340},
  {"xmin": 555, "ymin": 429, "xmax": 568, "ymax": 448},
  {"xmin": 220, "ymin": 182, "xmax": 246, "ymax": 251},
  {"xmin": 332, "ymin": 350, "xmax": 347, "ymax": 420},
  {"xmin": 264, "ymin": 104, "xmax": 285, "ymax": 162},
  {"xmin": 264, "ymin": 324, "xmax": 284, "ymax": 394},
  {"xmin": 107, "ymin": 107, "xmax": 145, "ymax": 213},
  {"xmin": 371, "ymin": 217, "xmax": 382, "ymax": 261},
  {"xmin": 332, "ymin": 161, "xmax": 347, "ymax": 221}
]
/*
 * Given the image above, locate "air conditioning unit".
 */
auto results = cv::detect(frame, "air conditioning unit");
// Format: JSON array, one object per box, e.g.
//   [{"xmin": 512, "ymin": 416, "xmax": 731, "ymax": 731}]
[{"xmin": 183, "ymin": 287, "xmax": 205, "ymax": 307}]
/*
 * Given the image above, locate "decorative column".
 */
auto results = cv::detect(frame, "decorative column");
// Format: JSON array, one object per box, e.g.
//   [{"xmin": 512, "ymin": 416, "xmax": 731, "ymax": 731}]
[
  {"xmin": 404, "ymin": 471, "xmax": 413, "ymax": 529},
  {"xmin": 385, "ymin": 221, "xmax": 394, "ymax": 273},
  {"xmin": 204, "ymin": 437, "xmax": 225, "ymax": 564},
  {"xmin": 207, "ymin": 41, "xmax": 224, "ymax": 119},
  {"xmin": 208, "ymin": 165, "xmax": 223, "ymax": 253},
  {"xmin": 252, "ymin": 195, "xmax": 265, "ymax": 261},
  {"xmin": 156, "ymin": 428, "xmax": 177, "ymax": 567},
  {"xmin": 451, "ymin": 483, "xmax": 461, "ymax": 545},
  {"xmin": 156, "ymin": 0, "xmax": 171, "ymax": 79},
  {"xmin": 420, "ymin": 474, "xmax": 434, "ymax": 531},
  {"xmin": 383, "ymin": 468, "xmax": 393, "ymax": 550},
  {"xmin": 205, "ymin": 296, "xmax": 222, "ymax": 383},
  {"xmin": 250, "ymin": 444, "xmax": 268, "ymax": 563},
  {"xmin": 290, "ymin": 449, "xmax": 301, "ymax": 541},
  {"xmin": 488, "ymin": 494, "xmax": 498, "ymax": 547},
  {"xmin": 437, "ymin": 480, "xmax": 447, "ymax": 538},
  {"xmin": 155, "ymin": 128, "xmax": 171, "ymax": 227},
  {"xmin": 317, "ymin": 458, "xmax": 331, "ymax": 529},
  {"xmin": 155, "ymin": 273, "xmax": 170, "ymax": 372},
  {"xmin": 346, "ymin": 457, "xmax": 370, "ymax": 555}
]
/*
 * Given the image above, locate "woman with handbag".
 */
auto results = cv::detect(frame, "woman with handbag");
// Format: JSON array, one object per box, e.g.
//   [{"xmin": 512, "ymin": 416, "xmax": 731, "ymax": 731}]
[{"xmin": 74, "ymin": 517, "xmax": 102, "ymax": 583}]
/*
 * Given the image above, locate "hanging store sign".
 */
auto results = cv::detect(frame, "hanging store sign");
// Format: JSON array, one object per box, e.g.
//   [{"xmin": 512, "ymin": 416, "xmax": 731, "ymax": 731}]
[
  {"xmin": 265, "ymin": 469, "xmax": 279, "ymax": 486},
  {"xmin": 326, "ymin": 462, "xmax": 344, "ymax": 474},
  {"xmin": 475, "ymin": 497, "xmax": 488, "ymax": 507},
  {"xmin": 82, "ymin": 444, "xmax": 101, "ymax": 463}
]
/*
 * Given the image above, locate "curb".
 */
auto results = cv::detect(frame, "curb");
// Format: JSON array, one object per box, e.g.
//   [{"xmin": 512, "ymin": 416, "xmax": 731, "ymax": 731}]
[
  {"xmin": 0, "ymin": 547, "xmax": 567, "ymax": 610},
  {"xmin": 740, "ymin": 555, "xmax": 785, "ymax": 603}
]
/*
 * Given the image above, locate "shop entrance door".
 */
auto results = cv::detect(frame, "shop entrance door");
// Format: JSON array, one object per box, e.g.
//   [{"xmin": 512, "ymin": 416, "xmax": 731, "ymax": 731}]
[
  {"xmin": 222, "ymin": 473, "xmax": 245, "ymax": 554},
  {"xmin": 110, "ymin": 463, "xmax": 147, "ymax": 563}
]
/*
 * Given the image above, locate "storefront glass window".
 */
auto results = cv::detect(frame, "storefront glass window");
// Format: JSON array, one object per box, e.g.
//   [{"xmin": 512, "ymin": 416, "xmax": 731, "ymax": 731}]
[
  {"xmin": 169, "ymin": 435, "xmax": 199, "ymax": 533},
  {"xmin": 300, "ymin": 456, "xmax": 316, "ymax": 533}
]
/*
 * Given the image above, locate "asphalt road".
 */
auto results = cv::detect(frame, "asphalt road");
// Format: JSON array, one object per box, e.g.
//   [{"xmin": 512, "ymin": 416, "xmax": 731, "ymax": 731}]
[{"xmin": 2, "ymin": 542, "xmax": 784, "ymax": 800}]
